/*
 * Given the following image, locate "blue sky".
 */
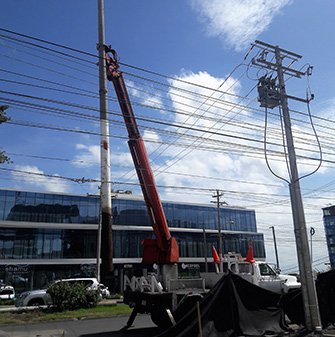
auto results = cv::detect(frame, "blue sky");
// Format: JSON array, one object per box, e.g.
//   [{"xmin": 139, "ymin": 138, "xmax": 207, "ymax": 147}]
[{"xmin": 1, "ymin": 0, "xmax": 335, "ymax": 273}]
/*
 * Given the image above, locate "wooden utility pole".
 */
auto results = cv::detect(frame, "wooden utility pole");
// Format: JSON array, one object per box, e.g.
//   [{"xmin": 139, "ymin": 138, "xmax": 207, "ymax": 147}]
[
  {"xmin": 212, "ymin": 190, "xmax": 224, "ymax": 272},
  {"xmin": 252, "ymin": 40, "xmax": 322, "ymax": 332},
  {"xmin": 97, "ymin": 0, "xmax": 113, "ymax": 284}
]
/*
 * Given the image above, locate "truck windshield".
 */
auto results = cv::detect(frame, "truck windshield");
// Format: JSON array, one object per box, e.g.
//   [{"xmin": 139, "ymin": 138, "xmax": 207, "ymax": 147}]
[
  {"xmin": 259, "ymin": 263, "xmax": 276, "ymax": 276},
  {"xmin": 238, "ymin": 263, "xmax": 252, "ymax": 274}
]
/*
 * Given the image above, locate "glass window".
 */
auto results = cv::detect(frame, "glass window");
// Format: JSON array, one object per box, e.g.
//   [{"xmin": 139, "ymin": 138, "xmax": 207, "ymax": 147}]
[
  {"xmin": 69, "ymin": 197, "xmax": 80, "ymax": 224},
  {"xmin": 35, "ymin": 193, "xmax": 45, "ymax": 205},
  {"xmin": 127, "ymin": 200, "xmax": 149, "ymax": 226},
  {"xmin": 13, "ymin": 235, "xmax": 23, "ymax": 258},
  {"xmin": 0, "ymin": 201, "xmax": 4, "ymax": 221},
  {"xmin": 0, "ymin": 190, "xmax": 264, "ymax": 260},
  {"xmin": 80, "ymin": 198, "xmax": 89, "ymax": 224},
  {"xmin": 112, "ymin": 205, "xmax": 118, "ymax": 226},
  {"xmin": 43, "ymin": 232, "xmax": 53, "ymax": 258},
  {"xmin": 208, "ymin": 209, "xmax": 216, "ymax": 230},
  {"xmin": 0, "ymin": 230, "xmax": 4, "ymax": 257},
  {"xmin": 117, "ymin": 200, "xmax": 128, "ymax": 226},
  {"xmin": 238, "ymin": 263, "xmax": 252, "ymax": 274},
  {"xmin": 44, "ymin": 194, "xmax": 54, "ymax": 204},
  {"xmin": 23, "ymin": 234, "xmax": 34, "ymax": 259},
  {"xmin": 113, "ymin": 231, "xmax": 122, "ymax": 258},
  {"xmin": 230, "ymin": 211, "xmax": 237, "ymax": 230},
  {"xmin": 250, "ymin": 214, "xmax": 257, "ymax": 232},
  {"xmin": 25, "ymin": 196, "xmax": 35, "ymax": 207},
  {"xmin": 0, "ymin": 228, "xmax": 98, "ymax": 259},
  {"xmin": 6, "ymin": 190, "xmax": 15, "ymax": 201},
  {"xmin": 178, "ymin": 239, "xmax": 187, "ymax": 258},
  {"xmin": 235, "ymin": 211, "xmax": 243, "ymax": 230},
  {"xmin": 173, "ymin": 205, "xmax": 181, "ymax": 228},
  {"xmin": 0, "ymin": 190, "xmax": 5, "ymax": 201},
  {"xmin": 220, "ymin": 209, "xmax": 227, "ymax": 230},
  {"xmin": 34, "ymin": 232, "xmax": 43, "ymax": 258},
  {"xmin": 245, "ymin": 212, "xmax": 251, "ymax": 231},
  {"xmin": 164, "ymin": 203, "xmax": 174, "ymax": 228},
  {"xmin": 191, "ymin": 206, "xmax": 198, "ymax": 228},
  {"xmin": 259, "ymin": 263, "xmax": 276, "ymax": 276},
  {"xmin": 54, "ymin": 194, "xmax": 63, "ymax": 205},
  {"xmin": 15, "ymin": 191, "xmax": 26, "ymax": 205},
  {"xmin": 185, "ymin": 207, "xmax": 193, "ymax": 228},
  {"xmin": 196, "ymin": 208, "xmax": 205, "ymax": 230},
  {"xmin": 4, "ymin": 238, "xmax": 14, "ymax": 258},
  {"xmin": 179, "ymin": 205, "xmax": 186, "ymax": 228},
  {"xmin": 62, "ymin": 195, "xmax": 72, "ymax": 205},
  {"xmin": 4, "ymin": 201, "xmax": 15, "ymax": 221}
]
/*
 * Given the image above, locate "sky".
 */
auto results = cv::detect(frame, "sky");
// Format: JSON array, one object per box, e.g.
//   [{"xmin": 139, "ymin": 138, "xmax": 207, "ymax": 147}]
[{"xmin": 1, "ymin": 0, "xmax": 335, "ymax": 273}]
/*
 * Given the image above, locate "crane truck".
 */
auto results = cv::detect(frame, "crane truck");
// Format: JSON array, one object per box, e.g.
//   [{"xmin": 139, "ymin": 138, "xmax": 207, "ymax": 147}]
[
  {"xmin": 104, "ymin": 47, "xmax": 300, "ymax": 328},
  {"xmin": 105, "ymin": 46, "xmax": 205, "ymax": 328}
]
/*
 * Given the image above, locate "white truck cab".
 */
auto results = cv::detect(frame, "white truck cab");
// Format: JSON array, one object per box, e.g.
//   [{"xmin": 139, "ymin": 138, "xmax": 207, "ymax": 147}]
[{"xmin": 201, "ymin": 251, "xmax": 301, "ymax": 294}]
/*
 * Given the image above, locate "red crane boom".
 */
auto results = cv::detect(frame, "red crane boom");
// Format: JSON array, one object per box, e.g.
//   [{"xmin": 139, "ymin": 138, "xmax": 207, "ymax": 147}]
[{"xmin": 105, "ymin": 47, "xmax": 179, "ymax": 264}]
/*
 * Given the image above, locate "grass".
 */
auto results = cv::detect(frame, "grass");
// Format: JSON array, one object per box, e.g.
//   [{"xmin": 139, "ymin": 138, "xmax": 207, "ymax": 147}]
[{"xmin": 0, "ymin": 304, "xmax": 133, "ymax": 326}]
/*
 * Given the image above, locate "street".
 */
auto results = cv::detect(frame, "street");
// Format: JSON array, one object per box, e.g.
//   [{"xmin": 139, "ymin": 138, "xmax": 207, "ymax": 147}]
[{"xmin": 0, "ymin": 314, "xmax": 164, "ymax": 337}]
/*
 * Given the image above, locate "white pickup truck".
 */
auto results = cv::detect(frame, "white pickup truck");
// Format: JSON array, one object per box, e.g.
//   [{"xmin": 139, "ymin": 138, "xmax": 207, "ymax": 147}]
[{"xmin": 201, "ymin": 252, "xmax": 301, "ymax": 294}]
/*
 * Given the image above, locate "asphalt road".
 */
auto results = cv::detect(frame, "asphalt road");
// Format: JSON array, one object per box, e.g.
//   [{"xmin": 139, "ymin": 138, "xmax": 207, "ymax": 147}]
[{"xmin": 0, "ymin": 314, "xmax": 165, "ymax": 337}]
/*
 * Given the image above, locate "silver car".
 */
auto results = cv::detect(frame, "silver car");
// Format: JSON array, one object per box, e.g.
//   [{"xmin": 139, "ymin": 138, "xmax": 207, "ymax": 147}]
[{"xmin": 15, "ymin": 278, "xmax": 100, "ymax": 307}]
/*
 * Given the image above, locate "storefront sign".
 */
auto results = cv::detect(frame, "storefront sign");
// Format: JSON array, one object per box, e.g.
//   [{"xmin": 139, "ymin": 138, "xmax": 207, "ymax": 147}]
[
  {"xmin": 5, "ymin": 265, "xmax": 29, "ymax": 274},
  {"xmin": 181, "ymin": 263, "xmax": 200, "ymax": 270}
]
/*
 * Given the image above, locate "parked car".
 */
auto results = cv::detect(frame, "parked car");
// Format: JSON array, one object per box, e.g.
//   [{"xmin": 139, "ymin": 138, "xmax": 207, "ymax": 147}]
[
  {"xmin": 99, "ymin": 284, "xmax": 110, "ymax": 297},
  {"xmin": 0, "ymin": 284, "xmax": 15, "ymax": 300},
  {"xmin": 15, "ymin": 278, "xmax": 100, "ymax": 307}
]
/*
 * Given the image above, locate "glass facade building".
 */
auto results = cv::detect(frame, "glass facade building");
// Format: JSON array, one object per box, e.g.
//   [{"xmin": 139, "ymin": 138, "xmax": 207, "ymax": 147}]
[
  {"xmin": 323, "ymin": 205, "xmax": 335, "ymax": 268},
  {"xmin": 0, "ymin": 188, "xmax": 265, "ymax": 293}
]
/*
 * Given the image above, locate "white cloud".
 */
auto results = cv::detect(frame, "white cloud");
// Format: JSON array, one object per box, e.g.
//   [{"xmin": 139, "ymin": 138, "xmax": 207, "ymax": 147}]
[
  {"xmin": 12, "ymin": 165, "xmax": 69, "ymax": 193},
  {"xmin": 126, "ymin": 79, "xmax": 164, "ymax": 110},
  {"xmin": 190, "ymin": 0, "xmax": 292, "ymax": 51},
  {"xmin": 73, "ymin": 144, "xmax": 100, "ymax": 167},
  {"xmin": 110, "ymin": 151, "xmax": 133, "ymax": 167},
  {"xmin": 168, "ymin": 70, "xmax": 241, "ymax": 126},
  {"xmin": 143, "ymin": 130, "xmax": 162, "ymax": 153}
]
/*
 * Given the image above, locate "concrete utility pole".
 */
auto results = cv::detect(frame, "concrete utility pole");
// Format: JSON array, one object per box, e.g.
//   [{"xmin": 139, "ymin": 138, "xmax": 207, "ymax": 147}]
[
  {"xmin": 211, "ymin": 190, "xmax": 224, "ymax": 273},
  {"xmin": 269, "ymin": 226, "xmax": 279, "ymax": 269},
  {"xmin": 97, "ymin": 0, "xmax": 113, "ymax": 284},
  {"xmin": 252, "ymin": 40, "xmax": 321, "ymax": 332}
]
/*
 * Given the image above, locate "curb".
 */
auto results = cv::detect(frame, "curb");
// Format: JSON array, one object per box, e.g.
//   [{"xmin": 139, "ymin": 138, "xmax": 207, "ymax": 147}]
[{"xmin": 0, "ymin": 299, "xmax": 124, "ymax": 313}]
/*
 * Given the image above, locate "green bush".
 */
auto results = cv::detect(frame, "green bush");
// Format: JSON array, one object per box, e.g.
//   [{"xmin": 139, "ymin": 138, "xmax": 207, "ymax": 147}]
[
  {"xmin": 47, "ymin": 281, "xmax": 100, "ymax": 312},
  {"xmin": 0, "ymin": 299, "xmax": 15, "ymax": 306},
  {"xmin": 108, "ymin": 294, "xmax": 122, "ymax": 300}
]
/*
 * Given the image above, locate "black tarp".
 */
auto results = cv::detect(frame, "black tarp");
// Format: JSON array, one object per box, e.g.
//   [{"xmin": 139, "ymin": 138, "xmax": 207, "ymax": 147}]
[
  {"xmin": 155, "ymin": 271, "xmax": 287, "ymax": 337},
  {"xmin": 281, "ymin": 269, "xmax": 335, "ymax": 328}
]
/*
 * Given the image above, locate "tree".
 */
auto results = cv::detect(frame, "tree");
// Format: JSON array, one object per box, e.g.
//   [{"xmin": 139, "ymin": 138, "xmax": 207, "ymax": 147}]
[{"xmin": 0, "ymin": 105, "xmax": 11, "ymax": 164}]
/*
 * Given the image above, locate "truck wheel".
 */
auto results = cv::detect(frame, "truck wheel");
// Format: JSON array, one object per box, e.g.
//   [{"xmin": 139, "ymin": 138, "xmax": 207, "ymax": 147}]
[
  {"xmin": 150, "ymin": 305, "xmax": 174, "ymax": 329},
  {"xmin": 27, "ymin": 298, "xmax": 44, "ymax": 307}
]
